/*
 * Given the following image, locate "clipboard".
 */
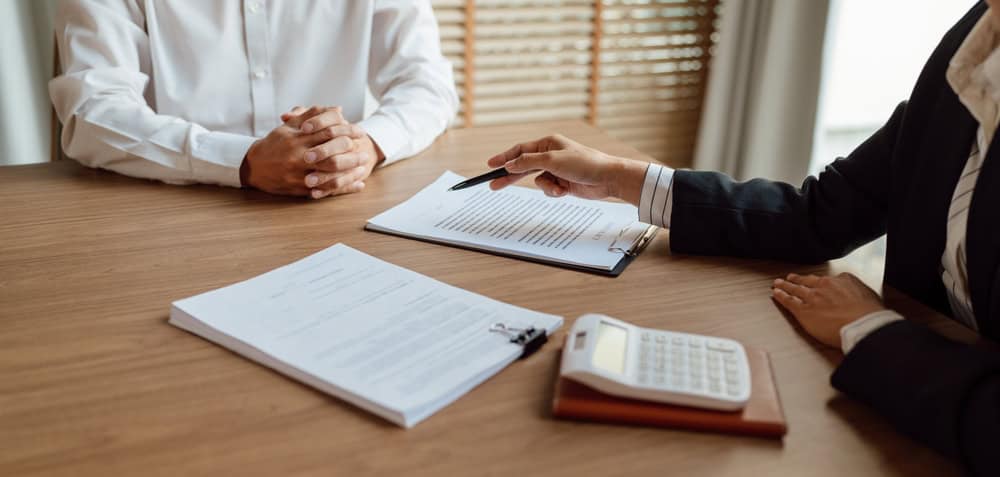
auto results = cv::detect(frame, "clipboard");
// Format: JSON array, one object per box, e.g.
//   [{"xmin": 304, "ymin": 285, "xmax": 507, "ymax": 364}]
[{"xmin": 364, "ymin": 223, "xmax": 659, "ymax": 277}]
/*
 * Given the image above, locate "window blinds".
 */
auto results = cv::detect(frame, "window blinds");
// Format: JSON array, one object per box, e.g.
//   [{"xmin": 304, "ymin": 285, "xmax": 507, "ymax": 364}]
[{"xmin": 430, "ymin": 0, "xmax": 720, "ymax": 167}]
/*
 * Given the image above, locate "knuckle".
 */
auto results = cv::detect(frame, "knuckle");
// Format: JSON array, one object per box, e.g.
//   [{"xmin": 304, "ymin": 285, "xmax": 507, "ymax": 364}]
[
  {"xmin": 331, "ymin": 156, "xmax": 348, "ymax": 172},
  {"xmin": 347, "ymin": 154, "xmax": 362, "ymax": 169}
]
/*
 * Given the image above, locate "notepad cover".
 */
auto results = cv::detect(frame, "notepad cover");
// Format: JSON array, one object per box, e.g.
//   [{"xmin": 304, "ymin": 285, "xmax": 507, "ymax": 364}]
[{"xmin": 552, "ymin": 347, "xmax": 787, "ymax": 438}]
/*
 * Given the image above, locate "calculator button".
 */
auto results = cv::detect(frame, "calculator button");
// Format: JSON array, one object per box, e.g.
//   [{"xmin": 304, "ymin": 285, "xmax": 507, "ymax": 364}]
[
  {"xmin": 637, "ymin": 373, "xmax": 649, "ymax": 384},
  {"xmin": 671, "ymin": 337, "xmax": 684, "ymax": 345},
  {"xmin": 688, "ymin": 337, "xmax": 703, "ymax": 347},
  {"xmin": 727, "ymin": 388, "xmax": 741, "ymax": 397},
  {"xmin": 655, "ymin": 335, "xmax": 666, "ymax": 343},
  {"xmin": 654, "ymin": 375, "xmax": 666, "ymax": 385},
  {"xmin": 690, "ymin": 379, "xmax": 704, "ymax": 391},
  {"xmin": 640, "ymin": 332, "xmax": 651, "ymax": 342},
  {"xmin": 709, "ymin": 382, "xmax": 722, "ymax": 394},
  {"xmin": 708, "ymin": 369, "xmax": 721, "ymax": 380}
]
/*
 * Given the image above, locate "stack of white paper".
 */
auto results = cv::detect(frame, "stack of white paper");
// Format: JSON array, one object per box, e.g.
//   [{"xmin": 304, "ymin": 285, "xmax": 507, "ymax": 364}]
[{"xmin": 170, "ymin": 244, "xmax": 562, "ymax": 428}]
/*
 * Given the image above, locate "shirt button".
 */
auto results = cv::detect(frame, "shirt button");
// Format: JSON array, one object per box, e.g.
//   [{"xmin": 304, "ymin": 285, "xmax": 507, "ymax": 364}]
[{"xmin": 254, "ymin": 69, "xmax": 268, "ymax": 79}]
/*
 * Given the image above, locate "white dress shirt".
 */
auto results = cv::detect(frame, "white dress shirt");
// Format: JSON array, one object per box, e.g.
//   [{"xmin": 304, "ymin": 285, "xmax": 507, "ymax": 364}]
[
  {"xmin": 49, "ymin": 0, "xmax": 459, "ymax": 187},
  {"xmin": 637, "ymin": 10, "xmax": 1000, "ymax": 353}
]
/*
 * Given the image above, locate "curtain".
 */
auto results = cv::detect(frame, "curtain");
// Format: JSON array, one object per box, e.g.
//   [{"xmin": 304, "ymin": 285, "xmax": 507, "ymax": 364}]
[
  {"xmin": 694, "ymin": 0, "xmax": 830, "ymax": 183},
  {"xmin": 0, "ymin": 0, "xmax": 56, "ymax": 166}
]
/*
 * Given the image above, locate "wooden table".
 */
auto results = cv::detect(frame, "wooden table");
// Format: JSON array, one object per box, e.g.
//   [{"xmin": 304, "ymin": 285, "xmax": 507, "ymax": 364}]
[{"xmin": 0, "ymin": 121, "xmax": 962, "ymax": 476}]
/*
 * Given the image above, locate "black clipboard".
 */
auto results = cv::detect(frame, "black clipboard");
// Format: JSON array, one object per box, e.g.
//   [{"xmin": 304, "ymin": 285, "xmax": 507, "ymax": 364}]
[{"xmin": 363, "ymin": 223, "xmax": 658, "ymax": 277}]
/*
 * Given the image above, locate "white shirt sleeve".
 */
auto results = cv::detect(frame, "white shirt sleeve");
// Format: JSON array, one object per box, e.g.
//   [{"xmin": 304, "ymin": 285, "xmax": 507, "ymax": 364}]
[
  {"xmin": 359, "ymin": 0, "xmax": 460, "ymax": 166},
  {"xmin": 49, "ymin": 1, "xmax": 256, "ymax": 187},
  {"xmin": 840, "ymin": 310, "xmax": 905, "ymax": 354},
  {"xmin": 637, "ymin": 163, "xmax": 676, "ymax": 227}
]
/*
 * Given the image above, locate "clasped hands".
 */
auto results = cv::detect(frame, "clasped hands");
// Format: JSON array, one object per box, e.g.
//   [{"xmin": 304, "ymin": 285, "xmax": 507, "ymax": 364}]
[
  {"xmin": 487, "ymin": 134, "xmax": 889, "ymax": 351},
  {"xmin": 241, "ymin": 106, "xmax": 383, "ymax": 199}
]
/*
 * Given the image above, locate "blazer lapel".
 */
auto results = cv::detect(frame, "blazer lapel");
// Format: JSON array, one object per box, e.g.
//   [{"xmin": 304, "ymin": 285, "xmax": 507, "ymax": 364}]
[{"xmin": 892, "ymin": 85, "xmax": 977, "ymax": 316}]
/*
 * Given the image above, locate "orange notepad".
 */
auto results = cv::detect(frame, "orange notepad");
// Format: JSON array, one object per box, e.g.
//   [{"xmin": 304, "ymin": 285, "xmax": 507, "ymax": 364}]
[{"xmin": 552, "ymin": 347, "xmax": 787, "ymax": 438}]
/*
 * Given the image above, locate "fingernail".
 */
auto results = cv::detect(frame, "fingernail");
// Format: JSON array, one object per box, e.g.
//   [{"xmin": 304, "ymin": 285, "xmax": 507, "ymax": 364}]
[
  {"xmin": 304, "ymin": 152, "xmax": 317, "ymax": 163},
  {"xmin": 302, "ymin": 123, "xmax": 314, "ymax": 133},
  {"xmin": 312, "ymin": 189, "xmax": 323, "ymax": 199},
  {"xmin": 306, "ymin": 175, "xmax": 318, "ymax": 187},
  {"xmin": 774, "ymin": 278, "xmax": 783, "ymax": 285}
]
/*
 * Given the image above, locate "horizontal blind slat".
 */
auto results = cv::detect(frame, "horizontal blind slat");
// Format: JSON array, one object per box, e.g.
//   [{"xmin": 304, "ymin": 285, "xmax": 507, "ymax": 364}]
[{"xmin": 430, "ymin": 0, "xmax": 719, "ymax": 166}]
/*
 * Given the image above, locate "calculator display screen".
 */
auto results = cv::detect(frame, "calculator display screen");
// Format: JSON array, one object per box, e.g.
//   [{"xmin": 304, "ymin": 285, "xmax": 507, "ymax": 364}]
[{"xmin": 592, "ymin": 322, "xmax": 628, "ymax": 374}]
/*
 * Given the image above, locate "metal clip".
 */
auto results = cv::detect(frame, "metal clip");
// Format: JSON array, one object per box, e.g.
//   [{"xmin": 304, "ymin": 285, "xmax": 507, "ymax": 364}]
[
  {"xmin": 490, "ymin": 322, "xmax": 548, "ymax": 359},
  {"xmin": 608, "ymin": 225, "xmax": 657, "ymax": 256}
]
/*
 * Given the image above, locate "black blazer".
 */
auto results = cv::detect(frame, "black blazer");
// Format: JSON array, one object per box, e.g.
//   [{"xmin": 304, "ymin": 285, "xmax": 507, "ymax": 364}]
[{"xmin": 670, "ymin": 3, "xmax": 1000, "ymax": 475}]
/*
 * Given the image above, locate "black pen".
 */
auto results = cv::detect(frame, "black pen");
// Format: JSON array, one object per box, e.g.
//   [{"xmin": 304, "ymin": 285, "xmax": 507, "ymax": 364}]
[{"xmin": 447, "ymin": 167, "xmax": 510, "ymax": 191}]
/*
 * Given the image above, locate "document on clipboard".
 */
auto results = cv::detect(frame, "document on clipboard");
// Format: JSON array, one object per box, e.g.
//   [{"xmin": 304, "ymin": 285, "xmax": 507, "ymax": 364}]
[{"xmin": 366, "ymin": 171, "xmax": 658, "ymax": 277}]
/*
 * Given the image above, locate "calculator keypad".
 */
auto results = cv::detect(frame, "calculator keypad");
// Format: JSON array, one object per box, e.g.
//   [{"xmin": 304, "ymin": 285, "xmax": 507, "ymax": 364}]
[{"xmin": 637, "ymin": 331, "xmax": 746, "ymax": 398}]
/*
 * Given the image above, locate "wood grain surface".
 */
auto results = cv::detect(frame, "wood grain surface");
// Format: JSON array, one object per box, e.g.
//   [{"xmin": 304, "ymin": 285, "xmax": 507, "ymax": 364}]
[{"xmin": 0, "ymin": 121, "xmax": 963, "ymax": 476}]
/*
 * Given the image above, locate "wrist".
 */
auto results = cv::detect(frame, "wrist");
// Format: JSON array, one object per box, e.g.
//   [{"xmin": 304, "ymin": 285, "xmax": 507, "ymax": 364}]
[
  {"xmin": 365, "ymin": 134, "xmax": 386, "ymax": 166},
  {"xmin": 239, "ymin": 155, "xmax": 251, "ymax": 188},
  {"xmin": 608, "ymin": 156, "xmax": 648, "ymax": 206},
  {"xmin": 240, "ymin": 139, "xmax": 262, "ymax": 188}
]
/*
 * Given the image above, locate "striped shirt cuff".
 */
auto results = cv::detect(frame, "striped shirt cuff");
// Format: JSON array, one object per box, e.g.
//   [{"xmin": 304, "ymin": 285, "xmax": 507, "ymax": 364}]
[
  {"xmin": 637, "ymin": 163, "xmax": 676, "ymax": 227},
  {"xmin": 840, "ymin": 310, "xmax": 905, "ymax": 354}
]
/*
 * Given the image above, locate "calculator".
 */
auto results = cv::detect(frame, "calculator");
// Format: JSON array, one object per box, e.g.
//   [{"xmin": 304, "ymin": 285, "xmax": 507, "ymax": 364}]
[{"xmin": 560, "ymin": 314, "xmax": 751, "ymax": 411}]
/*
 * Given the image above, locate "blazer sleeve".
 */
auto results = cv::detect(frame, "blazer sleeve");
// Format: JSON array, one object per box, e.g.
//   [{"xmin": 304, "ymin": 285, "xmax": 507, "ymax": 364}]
[
  {"xmin": 831, "ymin": 320, "xmax": 1000, "ymax": 476},
  {"xmin": 668, "ymin": 102, "xmax": 908, "ymax": 263}
]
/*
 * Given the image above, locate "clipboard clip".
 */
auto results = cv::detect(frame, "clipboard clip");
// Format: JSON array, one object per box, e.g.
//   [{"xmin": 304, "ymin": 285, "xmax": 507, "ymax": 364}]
[
  {"xmin": 490, "ymin": 323, "xmax": 548, "ymax": 359},
  {"xmin": 607, "ymin": 224, "xmax": 657, "ymax": 257}
]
